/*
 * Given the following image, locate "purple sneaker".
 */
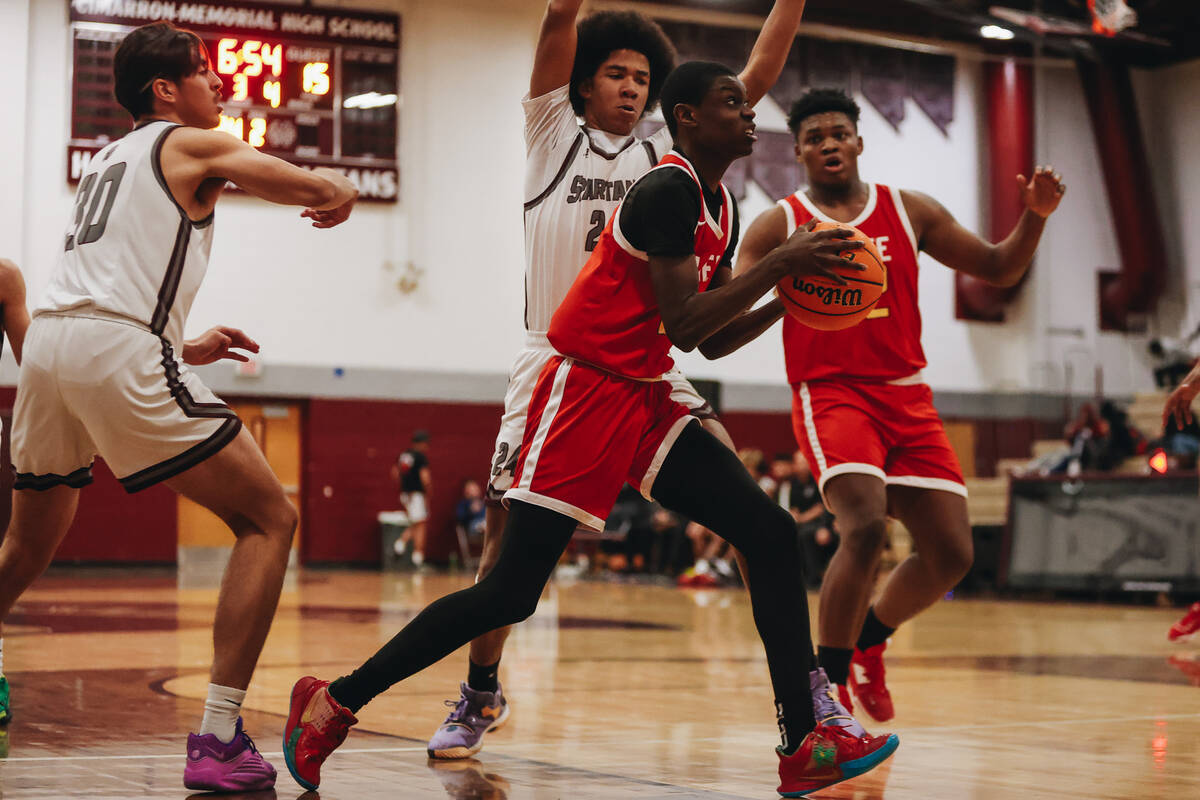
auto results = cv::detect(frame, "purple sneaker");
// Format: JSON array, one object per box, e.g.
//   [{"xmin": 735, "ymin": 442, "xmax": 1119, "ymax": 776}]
[
  {"xmin": 184, "ymin": 717, "xmax": 277, "ymax": 791},
  {"xmin": 427, "ymin": 682, "xmax": 510, "ymax": 759},
  {"xmin": 811, "ymin": 667, "xmax": 869, "ymax": 737}
]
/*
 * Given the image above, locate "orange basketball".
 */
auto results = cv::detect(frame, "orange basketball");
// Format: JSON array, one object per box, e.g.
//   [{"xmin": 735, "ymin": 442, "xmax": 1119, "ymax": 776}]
[{"xmin": 777, "ymin": 222, "xmax": 887, "ymax": 331}]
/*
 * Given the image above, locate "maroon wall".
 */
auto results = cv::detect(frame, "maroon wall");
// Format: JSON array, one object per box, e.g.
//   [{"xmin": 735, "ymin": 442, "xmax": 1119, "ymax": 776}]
[
  {"xmin": 0, "ymin": 384, "xmax": 177, "ymax": 563},
  {"xmin": 54, "ymin": 459, "xmax": 178, "ymax": 562},
  {"xmin": 302, "ymin": 398, "xmax": 503, "ymax": 564}
]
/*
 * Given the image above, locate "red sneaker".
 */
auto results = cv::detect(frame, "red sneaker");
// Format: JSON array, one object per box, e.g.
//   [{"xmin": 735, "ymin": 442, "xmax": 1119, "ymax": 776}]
[
  {"xmin": 776, "ymin": 723, "xmax": 899, "ymax": 797},
  {"xmin": 282, "ymin": 676, "xmax": 358, "ymax": 790},
  {"xmin": 850, "ymin": 643, "xmax": 894, "ymax": 722},
  {"xmin": 1168, "ymin": 603, "xmax": 1200, "ymax": 642}
]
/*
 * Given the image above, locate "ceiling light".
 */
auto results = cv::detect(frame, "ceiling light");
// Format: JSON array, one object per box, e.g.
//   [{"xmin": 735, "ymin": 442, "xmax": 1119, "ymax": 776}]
[
  {"xmin": 980, "ymin": 24, "xmax": 1015, "ymax": 40},
  {"xmin": 343, "ymin": 92, "xmax": 398, "ymax": 109}
]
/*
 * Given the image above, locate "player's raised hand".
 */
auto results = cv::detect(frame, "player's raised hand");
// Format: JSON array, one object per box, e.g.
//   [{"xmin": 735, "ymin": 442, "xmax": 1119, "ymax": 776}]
[
  {"xmin": 182, "ymin": 325, "xmax": 261, "ymax": 366},
  {"xmin": 776, "ymin": 218, "xmax": 865, "ymax": 286},
  {"xmin": 301, "ymin": 195, "xmax": 356, "ymax": 229},
  {"xmin": 1163, "ymin": 380, "xmax": 1200, "ymax": 431},
  {"xmin": 1018, "ymin": 165, "xmax": 1066, "ymax": 218}
]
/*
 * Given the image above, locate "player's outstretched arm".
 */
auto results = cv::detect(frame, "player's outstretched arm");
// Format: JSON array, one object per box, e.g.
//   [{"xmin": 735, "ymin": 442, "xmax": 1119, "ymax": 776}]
[
  {"xmin": 739, "ymin": 0, "xmax": 807, "ymax": 107},
  {"xmin": 529, "ymin": 0, "xmax": 587, "ymax": 98},
  {"xmin": 170, "ymin": 128, "xmax": 358, "ymax": 220},
  {"xmin": 1164, "ymin": 361, "xmax": 1200, "ymax": 430},
  {"xmin": 909, "ymin": 165, "xmax": 1065, "ymax": 287},
  {"xmin": 0, "ymin": 258, "xmax": 30, "ymax": 365},
  {"xmin": 652, "ymin": 220, "xmax": 861, "ymax": 353}
]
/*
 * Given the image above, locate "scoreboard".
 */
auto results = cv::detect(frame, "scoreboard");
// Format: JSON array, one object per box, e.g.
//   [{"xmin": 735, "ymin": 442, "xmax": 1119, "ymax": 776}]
[{"xmin": 68, "ymin": 0, "xmax": 401, "ymax": 201}]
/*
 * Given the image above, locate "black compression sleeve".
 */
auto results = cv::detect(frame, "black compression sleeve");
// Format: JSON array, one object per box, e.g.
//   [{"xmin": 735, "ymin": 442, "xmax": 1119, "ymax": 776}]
[
  {"xmin": 651, "ymin": 422, "xmax": 817, "ymax": 743},
  {"xmin": 328, "ymin": 501, "xmax": 577, "ymax": 712}
]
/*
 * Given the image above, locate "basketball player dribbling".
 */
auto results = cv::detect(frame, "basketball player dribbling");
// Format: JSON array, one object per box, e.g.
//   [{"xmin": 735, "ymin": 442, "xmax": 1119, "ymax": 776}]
[
  {"xmin": 425, "ymin": 0, "xmax": 808, "ymax": 760},
  {"xmin": 0, "ymin": 21, "xmax": 357, "ymax": 791},
  {"xmin": 736, "ymin": 88, "xmax": 1065, "ymax": 722},
  {"xmin": 284, "ymin": 62, "xmax": 899, "ymax": 798},
  {"xmin": 0, "ymin": 257, "xmax": 30, "ymax": 729}
]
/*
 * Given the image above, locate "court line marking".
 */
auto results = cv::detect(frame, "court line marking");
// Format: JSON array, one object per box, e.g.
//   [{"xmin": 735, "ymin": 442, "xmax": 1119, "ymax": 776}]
[
  {"xmin": 0, "ymin": 745, "xmax": 430, "ymax": 762},
  {"xmin": 9, "ymin": 710, "xmax": 1200, "ymax": 762}
]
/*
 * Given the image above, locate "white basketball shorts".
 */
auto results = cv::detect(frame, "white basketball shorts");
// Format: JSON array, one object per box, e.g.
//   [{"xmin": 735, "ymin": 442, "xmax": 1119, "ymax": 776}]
[
  {"xmin": 11, "ymin": 313, "xmax": 242, "ymax": 493},
  {"xmin": 485, "ymin": 332, "xmax": 718, "ymax": 501}
]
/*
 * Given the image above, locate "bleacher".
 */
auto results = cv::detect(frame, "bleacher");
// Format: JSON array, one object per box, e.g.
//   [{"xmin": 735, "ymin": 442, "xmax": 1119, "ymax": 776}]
[{"xmin": 963, "ymin": 391, "xmax": 1183, "ymax": 527}]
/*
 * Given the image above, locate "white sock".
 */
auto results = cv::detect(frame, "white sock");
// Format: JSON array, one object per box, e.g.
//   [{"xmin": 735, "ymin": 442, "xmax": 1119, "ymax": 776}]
[
  {"xmin": 200, "ymin": 684, "xmax": 246, "ymax": 744},
  {"xmin": 411, "ymin": 550, "xmax": 424, "ymax": 566}
]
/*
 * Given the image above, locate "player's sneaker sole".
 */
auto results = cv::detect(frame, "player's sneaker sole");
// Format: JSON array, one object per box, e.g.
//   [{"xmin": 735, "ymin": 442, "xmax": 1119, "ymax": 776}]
[
  {"xmin": 778, "ymin": 733, "xmax": 899, "ymax": 798},
  {"xmin": 427, "ymin": 701, "xmax": 511, "ymax": 760}
]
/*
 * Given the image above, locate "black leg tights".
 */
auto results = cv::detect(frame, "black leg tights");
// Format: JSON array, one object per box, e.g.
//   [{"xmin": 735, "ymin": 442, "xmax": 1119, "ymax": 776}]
[
  {"xmin": 652, "ymin": 422, "xmax": 817, "ymax": 748},
  {"xmin": 329, "ymin": 501, "xmax": 577, "ymax": 712}
]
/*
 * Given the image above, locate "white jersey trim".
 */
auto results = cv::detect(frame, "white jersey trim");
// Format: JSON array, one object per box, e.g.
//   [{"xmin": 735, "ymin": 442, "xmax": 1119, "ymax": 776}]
[
  {"xmin": 612, "ymin": 203, "xmax": 649, "ymax": 260},
  {"xmin": 888, "ymin": 185, "xmax": 920, "ymax": 258},
  {"xmin": 791, "ymin": 183, "xmax": 878, "ymax": 229},
  {"xmin": 778, "ymin": 197, "xmax": 799, "ymax": 237}
]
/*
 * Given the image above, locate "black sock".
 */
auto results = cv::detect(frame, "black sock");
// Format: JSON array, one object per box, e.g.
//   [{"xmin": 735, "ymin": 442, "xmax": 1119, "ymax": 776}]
[
  {"xmin": 776, "ymin": 699, "xmax": 808, "ymax": 756},
  {"xmin": 818, "ymin": 646, "xmax": 853, "ymax": 686},
  {"xmin": 328, "ymin": 676, "xmax": 362, "ymax": 714},
  {"xmin": 856, "ymin": 607, "xmax": 896, "ymax": 652},
  {"xmin": 468, "ymin": 659, "xmax": 500, "ymax": 694}
]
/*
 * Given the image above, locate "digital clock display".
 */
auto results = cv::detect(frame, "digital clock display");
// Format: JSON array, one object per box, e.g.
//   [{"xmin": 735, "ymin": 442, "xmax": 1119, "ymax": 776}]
[{"xmin": 68, "ymin": 0, "xmax": 401, "ymax": 201}]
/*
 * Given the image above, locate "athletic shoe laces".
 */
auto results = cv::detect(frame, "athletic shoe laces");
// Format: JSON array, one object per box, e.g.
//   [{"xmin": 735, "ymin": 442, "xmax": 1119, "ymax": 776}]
[{"xmin": 441, "ymin": 696, "xmax": 474, "ymax": 730}]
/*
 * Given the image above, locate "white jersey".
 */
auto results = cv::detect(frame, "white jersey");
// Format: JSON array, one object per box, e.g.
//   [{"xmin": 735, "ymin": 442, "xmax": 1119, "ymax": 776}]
[
  {"xmin": 522, "ymin": 86, "xmax": 672, "ymax": 333},
  {"xmin": 37, "ymin": 120, "xmax": 214, "ymax": 348}
]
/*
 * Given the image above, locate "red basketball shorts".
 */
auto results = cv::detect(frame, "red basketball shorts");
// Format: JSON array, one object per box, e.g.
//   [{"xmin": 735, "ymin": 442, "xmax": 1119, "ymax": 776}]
[
  {"xmin": 505, "ymin": 356, "xmax": 694, "ymax": 530},
  {"xmin": 791, "ymin": 378, "xmax": 966, "ymax": 500}
]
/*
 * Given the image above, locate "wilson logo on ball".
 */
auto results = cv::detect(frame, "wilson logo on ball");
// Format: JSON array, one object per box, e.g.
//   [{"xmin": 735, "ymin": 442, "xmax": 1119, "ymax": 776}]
[
  {"xmin": 777, "ymin": 221, "xmax": 888, "ymax": 331},
  {"xmin": 790, "ymin": 278, "xmax": 864, "ymax": 308}
]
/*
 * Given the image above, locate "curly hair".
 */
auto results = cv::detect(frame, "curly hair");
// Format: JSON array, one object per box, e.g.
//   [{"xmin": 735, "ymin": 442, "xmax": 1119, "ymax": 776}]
[
  {"xmin": 569, "ymin": 11, "xmax": 676, "ymax": 117},
  {"xmin": 786, "ymin": 88, "xmax": 861, "ymax": 136}
]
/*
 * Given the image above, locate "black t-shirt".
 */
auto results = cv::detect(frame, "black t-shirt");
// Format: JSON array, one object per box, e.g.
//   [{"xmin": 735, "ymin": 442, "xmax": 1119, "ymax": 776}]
[
  {"xmin": 782, "ymin": 477, "xmax": 822, "ymax": 515},
  {"xmin": 619, "ymin": 160, "xmax": 740, "ymax": 266},
  {"xmin": 398, "ymin": 448, "xmax": 428, "ymax": 493}
]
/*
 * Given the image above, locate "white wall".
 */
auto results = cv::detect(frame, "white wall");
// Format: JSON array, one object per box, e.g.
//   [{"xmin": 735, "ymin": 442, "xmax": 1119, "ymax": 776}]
[{"xmin": 5, "ymin": 1, "xmax": 1197, "ymax": 405}]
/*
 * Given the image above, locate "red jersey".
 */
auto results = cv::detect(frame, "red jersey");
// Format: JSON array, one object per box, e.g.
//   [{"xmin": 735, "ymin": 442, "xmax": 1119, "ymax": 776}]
[
  {"xmin": 548, "ymin": 152, "xmax": 733, "ymax": 380},
  {"xmin": 781, "ymin": 183, "xmax": 926, "ymax": 383}
]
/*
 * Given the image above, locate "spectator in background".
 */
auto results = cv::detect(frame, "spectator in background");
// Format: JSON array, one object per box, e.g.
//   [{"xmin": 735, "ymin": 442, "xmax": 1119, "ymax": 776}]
[
  {"xmin": 1095, "ymin": 400, "xmax": 1146, "ymax": 471},
  {"xmin": 394, "ymin": 430, "xmax": 432, "ymax": 567},
  {"xmin": 456, "ymin": 479, "xmax": 487, "ymax": 539},
  {"xmin": 767, "ymin": 452, "xmax": 794, "ymax": 503},
  {"xmin": 1149, "ymin": 330, "xmax": 1199, "ymax": 389},
  {"xmin": 786, "ymin": 451, "xmax": 838, "ymax": 588}
]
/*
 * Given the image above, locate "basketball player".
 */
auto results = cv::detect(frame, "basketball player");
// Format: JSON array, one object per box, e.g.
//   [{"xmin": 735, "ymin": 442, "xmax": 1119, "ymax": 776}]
[
  {"xmin": 736, "ymin": 88, "xmax": 1065, "ymax": 722},
  {"xmin": 0, "ymin": 21, "xmax": 356, "ymax": 791},
  {"xmin": 284, "ymin": 62, "xmax": 898, "ymax": 798},
  {"xmin": 1162, "ymin": 365, "xmax": 1200, "ymax": 642},
  {"xmin": 0, "ymin": 257, "xmax": 30, "ymax": 728},
  {"xmin": 427, "ymin": 0, "xmax": 809, "ymax": 760}
]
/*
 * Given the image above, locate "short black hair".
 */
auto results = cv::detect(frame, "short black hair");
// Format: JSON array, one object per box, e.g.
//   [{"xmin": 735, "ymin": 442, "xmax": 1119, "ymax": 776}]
[
  {"xmin": 569, "ymin": 11, "xmax": 676, "ymax": 117},
  {"xmin": 787, "ymin": 88, "xmax": 861, "ymax": 137},
  {"xmin": 659, "ymin": 61, "xmax": 736, "ymax": 137},
  {"xmin": 113, "ymin": 21, "xmax": 208, "ymax": 120}
]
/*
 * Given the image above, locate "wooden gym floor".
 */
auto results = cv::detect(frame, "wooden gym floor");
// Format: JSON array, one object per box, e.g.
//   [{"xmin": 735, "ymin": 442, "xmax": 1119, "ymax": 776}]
[{"xmin": 1, "ymin": 567, "xmax": 1198, "ymax": 799}]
